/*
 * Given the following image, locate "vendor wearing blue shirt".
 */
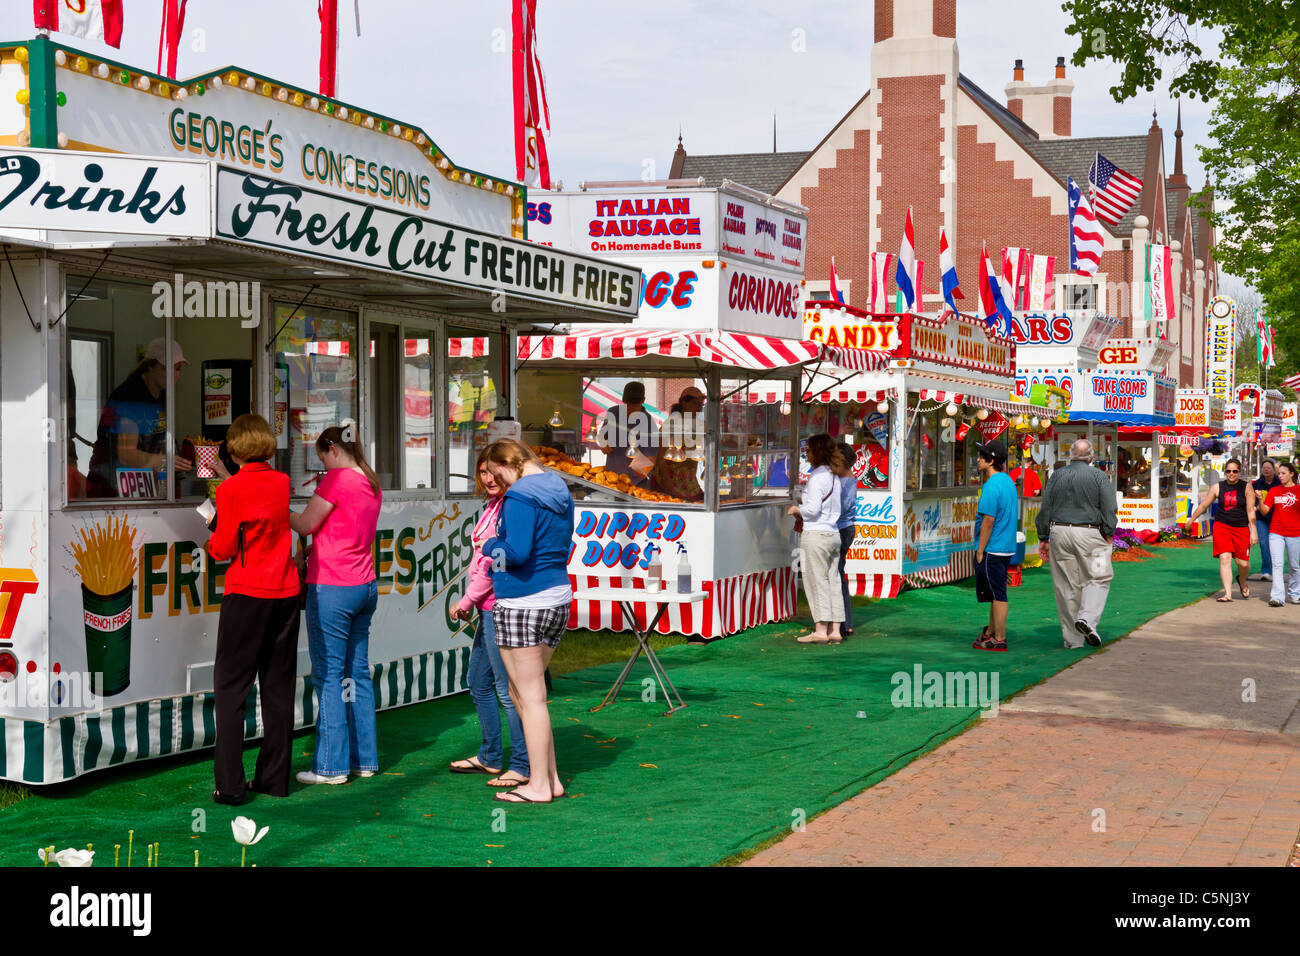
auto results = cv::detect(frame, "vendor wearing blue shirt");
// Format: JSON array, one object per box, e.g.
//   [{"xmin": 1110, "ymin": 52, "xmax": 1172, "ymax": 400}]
[{"xmin": 972, "ymin": 439, "xmax": 1017, "ymax": 652}]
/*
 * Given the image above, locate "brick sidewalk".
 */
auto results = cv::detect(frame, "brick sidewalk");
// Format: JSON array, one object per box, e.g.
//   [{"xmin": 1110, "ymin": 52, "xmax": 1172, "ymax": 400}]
[
  {"xmin": 744, "ymin": 712, "xmax": 1300, "ymax": 866},
  {"xmin": 745, "ymin": 588, "xmax": 1300, "ymax": 867}
]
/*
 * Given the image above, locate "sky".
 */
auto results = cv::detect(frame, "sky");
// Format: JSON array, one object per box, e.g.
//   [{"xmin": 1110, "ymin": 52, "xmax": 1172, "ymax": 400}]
[{"xmin": 1, "ymin": 0, "xmax": 1237, "ymax": 281}]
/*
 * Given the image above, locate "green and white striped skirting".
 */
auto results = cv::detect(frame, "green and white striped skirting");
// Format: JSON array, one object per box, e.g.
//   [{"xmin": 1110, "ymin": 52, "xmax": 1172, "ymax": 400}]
[{"xmin": 0, "ymin": 646, "xmax": 471, "ymax": 785}]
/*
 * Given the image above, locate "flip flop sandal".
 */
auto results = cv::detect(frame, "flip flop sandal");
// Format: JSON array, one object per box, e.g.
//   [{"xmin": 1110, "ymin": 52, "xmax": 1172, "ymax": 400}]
[
  {"xmin": 826, "ymin": 635, "xmax": 844, "ymax": 644},
  {"xmin": 450, "ymin": 758, "xmax": 501, "ymax": 775},
  {"xmin": 797, "ymin": 634, "xmax": 830, "ymax": 644},
  {"xmin": 487, "ymin": 774, "xmax": 530, "ymax": 788},
  {"xmin": 494, "ymin": 790, "xmax": 537, "ymax": 803},
  {"xmin": 1216, "ymin": 597, "xmax": 1232, "ymax": 603},
  {"xmin": 1239, "ymin": 584, "xmax": 1251, "ymax": 598}
]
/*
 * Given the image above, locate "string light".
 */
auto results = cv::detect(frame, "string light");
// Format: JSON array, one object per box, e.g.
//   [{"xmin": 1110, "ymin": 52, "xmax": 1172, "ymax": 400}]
[
  {"xmin": 292, "ymin": 91, "xmax": 304, "ymax": 106},
  {"xmin": 946, "ymin": 402, "xmax": 959, "ymax": 416},
  {"xmin": 210, "ymin": 75, "xmax": 222, "ymax": 89},
  {"xmin": 75, "ymin": 57, "xmax": 88, "ymax": 72},
  {"xmin": 976, "ymin": 408, "xmax": 990, "ymax": 420},
  {"xmin": 94, "ymin": 63, "xmax": 109, "ymax": 78},
  {"xmin": 53, "ymin": 50, "xmax": 65, "ymax": 66},
  {"xmin": 876, "ymin": 400, "xmax": 889, "ymax": 413}
]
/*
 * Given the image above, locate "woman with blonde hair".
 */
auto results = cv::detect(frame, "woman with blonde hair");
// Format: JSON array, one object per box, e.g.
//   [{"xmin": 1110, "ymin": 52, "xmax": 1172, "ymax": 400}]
[
  {"xmin": 479, "ymin": 438, "xmax": 575, "ymax": 803},
  {"xmin": 448, "ymin": 447, "xmax": 530, "ymax": 786},
  {"xmin": 205, "ymin": 413, "xmax": 299, "ymax": 804},
  {"xmin": 787, "ymin": 433, "xmax": 846, "ymax": 644},
  {"xmin": 290, "ymin": 425, "xmax": 383, "ymax": 785}
]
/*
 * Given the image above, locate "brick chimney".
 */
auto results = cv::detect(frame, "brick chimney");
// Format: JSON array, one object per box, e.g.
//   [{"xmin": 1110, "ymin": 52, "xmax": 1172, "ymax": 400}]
[
  {"xmin": 1004, "ymin": 57, "xmax": 1074, "ymax": 139},
  {"xmin": 1007, "ymin": 60, "xmax": 1025, "ymax": 118}
]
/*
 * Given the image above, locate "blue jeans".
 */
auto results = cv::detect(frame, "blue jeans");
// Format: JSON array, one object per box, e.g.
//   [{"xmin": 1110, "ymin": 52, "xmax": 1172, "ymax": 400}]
[
  {"xmin": 306, "ymin": 581, "xmax": 379, "ymax": 776},
  {"xmin": 468, "ymin": 612, "xmax": 529, "ymax": 775},
  {"xmin": 1268, "ymin": 534, "xmax": 1300, "ymax": 604},
  {"xmin": 838, "ymin": 526, "xmax": 855, "ymax": 630},
  {"xmin": 1258, "ymin": 518, "xmax": 1273, "ymax": 576}
]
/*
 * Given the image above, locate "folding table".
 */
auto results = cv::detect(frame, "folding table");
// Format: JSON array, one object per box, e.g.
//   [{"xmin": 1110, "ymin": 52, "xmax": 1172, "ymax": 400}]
[{"xmin": 573, "ymin": 585, "xmax": 707, "ymax": 716}]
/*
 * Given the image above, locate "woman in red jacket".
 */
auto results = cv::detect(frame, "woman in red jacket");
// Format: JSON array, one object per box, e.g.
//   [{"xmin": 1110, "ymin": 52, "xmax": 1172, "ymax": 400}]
[{"xmin": 206, "ymin": 414, "xmax": 301, "ymax": 804}]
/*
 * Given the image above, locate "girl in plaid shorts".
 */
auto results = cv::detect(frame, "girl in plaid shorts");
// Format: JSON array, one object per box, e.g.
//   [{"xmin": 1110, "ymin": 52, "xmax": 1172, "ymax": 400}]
[{"xmin": 479, "ymin": 439, "xmax": 575, "ymax": 804}]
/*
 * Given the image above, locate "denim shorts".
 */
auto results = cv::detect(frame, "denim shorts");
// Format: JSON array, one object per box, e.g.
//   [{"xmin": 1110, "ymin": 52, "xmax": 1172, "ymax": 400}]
[{"xmin": 975, "ymin": 553, "xmax": 1010, "ymax": 604}]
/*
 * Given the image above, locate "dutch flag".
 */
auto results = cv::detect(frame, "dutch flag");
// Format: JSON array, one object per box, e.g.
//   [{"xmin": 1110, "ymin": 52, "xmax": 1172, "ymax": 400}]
[
  {"xmin": 828, "ymin": 256, "xmax": 844, "ymax": 304},
  {"xmin": 979, "ymin": 241, "xmax": 1015, "ymax": 336},
  {"xmin": 895, "ymin": 207, "xmax": 917, "ymax": 311},
  {"xmin": 940, "ymin": 228, "xmax": 963, "ymax": 315}
]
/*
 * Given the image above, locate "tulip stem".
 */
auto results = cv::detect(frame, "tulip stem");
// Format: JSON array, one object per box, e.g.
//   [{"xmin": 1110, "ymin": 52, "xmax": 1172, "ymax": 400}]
[
  {"xmin": 43, "ymin": 845, "xmax": 52, "ymax": 867},
  {"xmin": 114, "ymin": 844, "xmax": 121, "ymax": 867},
  {"xmin": 241, "ymin": 845, "xmax": 247, "ymax": 868},
  {"xmin": 154, "ymin": 842, "xmax": 160, "ymax": 867},
  {"xmin": 194, "ymin": 849, "xmax": 199, "ymax": 867},
  {"xmin": 127, "ymin": 829, "xmax": 134, "ymax": 868}
]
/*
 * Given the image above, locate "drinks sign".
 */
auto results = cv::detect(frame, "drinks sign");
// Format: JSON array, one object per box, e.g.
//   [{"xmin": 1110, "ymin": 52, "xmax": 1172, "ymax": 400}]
[{"xmin": 0, "ymin": 147, "xmax": 210, "ymax": 237}]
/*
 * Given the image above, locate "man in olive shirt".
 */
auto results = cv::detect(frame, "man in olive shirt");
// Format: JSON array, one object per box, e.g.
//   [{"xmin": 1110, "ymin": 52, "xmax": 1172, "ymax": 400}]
[{"xmin": 1036, "ymin": 439, "xmax": 1118, "ymax": 649}]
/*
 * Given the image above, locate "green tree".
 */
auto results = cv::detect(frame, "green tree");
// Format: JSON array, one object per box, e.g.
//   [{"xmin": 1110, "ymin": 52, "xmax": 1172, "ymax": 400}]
[{"xmin": 1062, "ymin": 2, "xmax": 1300, "ymax": 394}]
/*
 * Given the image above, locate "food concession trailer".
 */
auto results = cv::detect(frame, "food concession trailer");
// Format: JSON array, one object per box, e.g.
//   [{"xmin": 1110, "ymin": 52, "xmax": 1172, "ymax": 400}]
[{"xmin": 0, "ymin": 39, "xmax": 643, "ymax": 784}]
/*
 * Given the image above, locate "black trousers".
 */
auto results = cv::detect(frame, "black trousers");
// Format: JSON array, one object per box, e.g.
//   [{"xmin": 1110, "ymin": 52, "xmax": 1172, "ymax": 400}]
[{"xmin": 214, "ymin": 593, "xmax": 301, "ymax": 798}]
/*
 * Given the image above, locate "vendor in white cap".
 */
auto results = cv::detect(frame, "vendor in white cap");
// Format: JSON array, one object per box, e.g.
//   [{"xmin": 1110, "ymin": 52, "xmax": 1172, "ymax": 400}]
[{"xmin": 85, "ymin": 337, "xmax": 193, "ymax": 498}]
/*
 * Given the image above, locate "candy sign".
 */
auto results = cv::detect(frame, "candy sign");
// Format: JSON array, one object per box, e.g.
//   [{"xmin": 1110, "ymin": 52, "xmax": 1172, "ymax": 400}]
[{"xmin": 804, "ymin": 303, "xmax": 900, "ymax": 351}]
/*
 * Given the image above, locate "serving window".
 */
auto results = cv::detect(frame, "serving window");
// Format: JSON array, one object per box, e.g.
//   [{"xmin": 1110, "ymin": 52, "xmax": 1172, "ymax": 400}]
[
  {"xmin": 447, "ymin": 329, "xmax": 504, "ymax": 495},
  {"xmin": 65, "ymin": 273, "xmax": 254, "ymax": 503},
  {"xmin": 718, "ymin": 377, "xmax": 794, "ymax": 506},
  {"xmin": 272, "ymin": 302, "xmax": 358, "ymax": 498}
]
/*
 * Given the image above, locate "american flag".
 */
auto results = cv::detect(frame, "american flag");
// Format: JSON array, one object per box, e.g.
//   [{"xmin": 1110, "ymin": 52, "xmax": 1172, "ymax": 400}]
[
  {"xmin": 1088, "ymin": 153, "xmax": 1143, "ymax": 226},
  {"xmin": 1067, "ymin": 177, "xmax": 1103, "ymax": 276},
  {"xmin": 1283, "ymin": 372, "xmax": 1300, "ymax": 391}
]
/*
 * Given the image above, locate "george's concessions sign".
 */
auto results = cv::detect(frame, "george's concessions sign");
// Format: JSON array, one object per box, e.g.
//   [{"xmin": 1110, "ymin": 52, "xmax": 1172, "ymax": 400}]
[
  {"xmin": 0, "ymin": 147, "xmax": 210, "ymax": 237},
  {"xmin": 216, "ymin": 167, "xmax": 641, "ymax": 315}
]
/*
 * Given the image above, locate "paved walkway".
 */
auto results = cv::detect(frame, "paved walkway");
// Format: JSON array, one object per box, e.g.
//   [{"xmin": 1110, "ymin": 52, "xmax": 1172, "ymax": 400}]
[{"xmin": 745, "ymin": 582, "xmax": 1300, "ymax": 866}]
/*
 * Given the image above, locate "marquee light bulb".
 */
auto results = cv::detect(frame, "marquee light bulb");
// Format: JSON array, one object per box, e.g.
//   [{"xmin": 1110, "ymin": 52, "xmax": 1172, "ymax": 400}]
[
  {"xmin": 976, "ymin": 408, "xmax": 990, "ymax": 420},
  {"xmin": 276, "ymin": 88, "xmax": 288, "ymax": 101},
  {"xmin": 946, "ymin": 402, "xmax": 959, "ymax": 416},
  {"xmin": 210, "ymin": 75, "xmax": 222, "ymax": 88},
  {"xmin": 54, "ymin": 50, "xmax": 66, "ymax": 66},
  {"xmin": 876, "ymin": 401, "xmax": 889, "ymax": 413},
  {"xmin": 94, "ymin": 63, "xmax": 109, "ymax": 78}
]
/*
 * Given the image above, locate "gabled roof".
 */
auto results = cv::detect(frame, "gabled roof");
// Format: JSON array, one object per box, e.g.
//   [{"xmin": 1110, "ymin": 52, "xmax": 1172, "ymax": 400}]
[
  {"xmin": 1022, "ymin": 135, "xmax": 1149, "ymax": 235},
  {"xmin": 676, "ymin": 150, "xmax": 811, "ymax": 195},
  {"xmin": 958, "ymin": 73, "xmax": 1038, "ymax": 145}
]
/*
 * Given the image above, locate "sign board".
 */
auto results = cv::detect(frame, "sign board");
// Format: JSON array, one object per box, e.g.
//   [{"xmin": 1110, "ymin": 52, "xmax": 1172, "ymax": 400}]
[
  {"xmin": 1282, "ymin": 402, "xmax": 1297, "ymax": 435},
  {"xmin": 1173, "ymin": 389, "xmax": 1224, "ymax": 431},
  {"xmin": 902, "ymin": 494, "xmax": 979, "ymax": 574},
  {"xmin": 569, "ymin": 506, "xmax": 708, "ymax": 580},
  {"xmin": 901, "ymin": 311, "xmax": 1014, "ymax": 379},
  {"xmin": 215, "ymin": 167, "xmax": 641, "ymax": 315},
  {"xmin": 1223, "ymin": 401, "xmax": 1242, "ymax": 434},
  {"xmin": 0, "ymin": 147, "xmax": 210, "ymax": 237},
  {"xmin": 1206, "ymin": 296, "xmax": 1236, "ymax": 402},
  {"xmin": 803, "ymin": 302, "xmax": 902, "ymax": 352},
  {"xmin": 1007, "ymin": 311, "xmax": 1120, "ymax": 368},
  {"xmin": 52, "ymin": 63, "xmax": 513, "ymax": 234},
  {"xmin": 1016, "ymin": 368, "xmax": 1176, "ymax": 426},
  {"xmin": 526, "ymin": 186, "xmax": 808, "ymax": 276}
]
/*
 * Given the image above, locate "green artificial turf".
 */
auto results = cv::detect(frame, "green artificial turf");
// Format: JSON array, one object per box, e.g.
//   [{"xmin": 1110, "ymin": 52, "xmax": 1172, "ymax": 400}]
[{"xmin": 0, "ymin": 543, "xmax": 1215, "ymax": 867}]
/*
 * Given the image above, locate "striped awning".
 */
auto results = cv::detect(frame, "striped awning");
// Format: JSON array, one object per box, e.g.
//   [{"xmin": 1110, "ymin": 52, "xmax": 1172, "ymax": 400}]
[
  {"xmin": 300, "ymin": 337, "xmax": 489, "ymax": 357},
  {"xmin": 517, "ymin": 329, "xmax": 889, "ymax": 373}
]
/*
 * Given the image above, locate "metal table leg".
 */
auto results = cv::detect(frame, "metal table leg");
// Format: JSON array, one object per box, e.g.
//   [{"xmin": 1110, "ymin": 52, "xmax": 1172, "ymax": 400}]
[{"xmin": 588, "ymin": 602, "xmax": 685, "ymax": 715}]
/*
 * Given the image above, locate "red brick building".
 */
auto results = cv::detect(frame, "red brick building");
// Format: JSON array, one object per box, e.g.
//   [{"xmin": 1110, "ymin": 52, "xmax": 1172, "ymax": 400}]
[{"xmin": 669, "ymin": 0, "xmax": 1219, "ymax": 387}]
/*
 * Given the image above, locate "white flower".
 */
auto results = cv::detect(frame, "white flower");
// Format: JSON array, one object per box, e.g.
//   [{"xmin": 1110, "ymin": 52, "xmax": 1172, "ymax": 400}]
[
  {"xmin": 231, "ymin": 816, "xmax": 269, "ymax": 847},
  {"xmin": 38, "ymin": 848, "xmax": 95, "ymax": 867}
]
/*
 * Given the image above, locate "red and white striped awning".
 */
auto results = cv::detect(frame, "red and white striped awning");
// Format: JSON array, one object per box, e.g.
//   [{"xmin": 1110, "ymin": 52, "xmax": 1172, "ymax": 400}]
[
  {"xmin": 518, "ymin": 329, "xmax": 889, "ymax": 373},
  {"xmin": 299, "ymin": 337, "xmax": 490, "ymax": 358}
]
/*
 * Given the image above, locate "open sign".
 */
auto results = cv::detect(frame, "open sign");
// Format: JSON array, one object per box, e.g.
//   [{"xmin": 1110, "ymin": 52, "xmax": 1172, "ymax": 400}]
[{"xmin": 116, "ymin": 469, "xmax": 159, "ymax": 499}]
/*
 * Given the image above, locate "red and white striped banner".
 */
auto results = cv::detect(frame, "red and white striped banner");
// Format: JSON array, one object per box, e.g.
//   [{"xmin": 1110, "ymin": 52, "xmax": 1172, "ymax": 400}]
[
  {"xmin": 519, "ymin": 329, "xmax": 888, "ymax": 373},
  {"xmin": 300, "ymin": 336, "xmax": 489, "ymax": 357},
  {"xmin": 850, "ymin": 573, "xmax": 903, "ymax": 599},
  {"xmin": 567, "ymin": 567, "xmax": 796, "ymax": 639}
]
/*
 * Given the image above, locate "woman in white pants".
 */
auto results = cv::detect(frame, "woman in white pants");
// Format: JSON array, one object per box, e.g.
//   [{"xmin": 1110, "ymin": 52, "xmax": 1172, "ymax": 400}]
[{"xmin": 787, "ymin": 434, "xmax": 846, "ymax": 644}]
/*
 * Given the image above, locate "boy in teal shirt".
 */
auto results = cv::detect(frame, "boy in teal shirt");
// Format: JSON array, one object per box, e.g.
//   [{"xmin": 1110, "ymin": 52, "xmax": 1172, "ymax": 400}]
[{"xmin": 973, "ymin": 440, "xmax": 1018, "ymax": 651}]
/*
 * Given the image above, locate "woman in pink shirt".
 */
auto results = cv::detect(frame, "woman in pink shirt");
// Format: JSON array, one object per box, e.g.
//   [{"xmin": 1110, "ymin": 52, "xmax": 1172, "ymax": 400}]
[
  {"xmin": 448, "ymin": 450, "xmax": 530, "ymax": 787},
  {"xmin": 289, "ymin": 426, "xmax": 382, "ymax": 786}
]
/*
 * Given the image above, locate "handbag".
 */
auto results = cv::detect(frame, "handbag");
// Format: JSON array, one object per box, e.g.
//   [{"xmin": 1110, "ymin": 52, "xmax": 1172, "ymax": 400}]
[{"xmin": 793, "ymin": 479, "xmax": 835, "ymax": 534}]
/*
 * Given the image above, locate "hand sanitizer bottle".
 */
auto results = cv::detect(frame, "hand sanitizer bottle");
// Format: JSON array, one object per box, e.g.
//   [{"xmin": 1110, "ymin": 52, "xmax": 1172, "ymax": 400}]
[
  {"xmin": 646, "ymin": 545, "xmax": 662, "ymax": 590},
  {"xmin": 676, "ymin": 543, "xmax": 691, "ymax": 594}
]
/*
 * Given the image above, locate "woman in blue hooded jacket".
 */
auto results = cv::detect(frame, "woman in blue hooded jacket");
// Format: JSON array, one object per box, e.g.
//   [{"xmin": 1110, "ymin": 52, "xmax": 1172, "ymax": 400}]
[{"xmin": 480, "ymin": 439, "xmax": 575, "ymax": 804}]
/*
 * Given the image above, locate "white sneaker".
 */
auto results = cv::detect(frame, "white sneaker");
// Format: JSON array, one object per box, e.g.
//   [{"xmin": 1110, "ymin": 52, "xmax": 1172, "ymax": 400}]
[
  {"xmin": 354, "ymin": 770, "xmax": 377, "ymax": 778},
  {"xmin": 296, "ymin": 771, "xmax": 347, "ymax": 785},
  {"xmin": 1261, "ymin": 574, "xmax": 1273, "ymax": 582}
]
